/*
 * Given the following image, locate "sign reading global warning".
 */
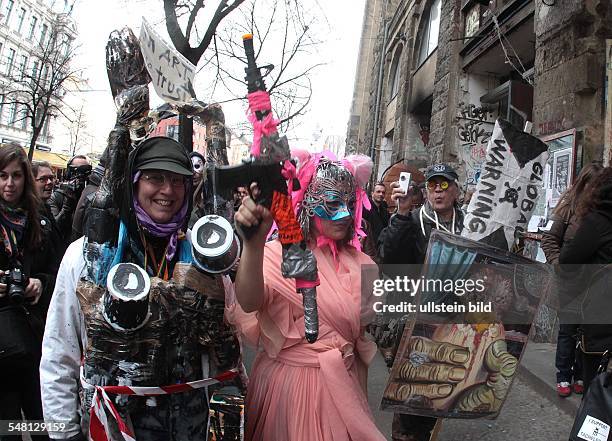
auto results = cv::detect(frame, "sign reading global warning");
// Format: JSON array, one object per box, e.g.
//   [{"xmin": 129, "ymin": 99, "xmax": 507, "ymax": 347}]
[
  {"xmin": 139, "ymin": 18, "xmax": 196, "ymax": 105},
  {"xmin": 462, "ymin": 119, "xmax": 549, "ymax": 251}
]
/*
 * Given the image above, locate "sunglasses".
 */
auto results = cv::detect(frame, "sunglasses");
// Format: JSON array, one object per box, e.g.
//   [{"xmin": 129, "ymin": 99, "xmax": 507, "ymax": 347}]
[
  {"xmin": 141, "ymin": 172, "xmax": 187, "ymax": 188},
  {"xmin": 426, "ymin": 180, "xmax": 450, "ymax": 191}
]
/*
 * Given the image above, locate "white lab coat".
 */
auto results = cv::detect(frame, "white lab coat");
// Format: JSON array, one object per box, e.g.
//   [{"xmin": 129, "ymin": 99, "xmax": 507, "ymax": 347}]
[{"xmin": 40, "ymin": 237, "xmax": 88, "ymax": 439}]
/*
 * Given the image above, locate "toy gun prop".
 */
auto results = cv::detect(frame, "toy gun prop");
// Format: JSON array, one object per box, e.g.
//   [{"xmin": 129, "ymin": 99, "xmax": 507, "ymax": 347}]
[{"xmin": 214, "ymin": 34, "xmax": 319, "ymax": 343}]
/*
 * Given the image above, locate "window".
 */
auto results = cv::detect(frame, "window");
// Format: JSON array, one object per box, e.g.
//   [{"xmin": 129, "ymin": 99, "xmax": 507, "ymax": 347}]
[
  {"xmin": 42, "ymin": 114, "xmax": 50, "ymax": 138},
  {"xmin": 19, "ymin": 54, "xmax": 27, "ymax": 79},
  {"xmin": 6, "ymin": 48, "xmax": 15, "ymax": 76},
  {"xmin": 388, "ymin": 46, "xmax": 403, "ymax": 100},
  {"xmin": 0, "ymin": 95, "xmax": 5, "ymax": 122},
  {"xmin": 417, "ymin": 0, "xmax": 441, "ymax": 66},
  {"xmin": 63, "ymin": 36, "xmax": 72, "ymax": 56},
  {"xmin": 4, "ymin": 0, "xmax": 14, "ymax": 24},
  {"xmin": 16, "ymin": 7, "xmax": 25, "ymax": 33},
  {"xmin": 8, "ymin": 102, "xmax": 17, "ymax": 125},
  {"xmin": 31, "ymin": 59, "xmax": 38, "ymax": 80},
  {"xmin": 21, "ymin": 106, "xmax": 28, "ymax": 129},
  {"xmin": 42, "ymin": 64, "xmax": 49, "ymax": 87},
  {"xmin": 166, "ymin": 125, "xmax": 179, "ymax": 141},
  {"xmin": 28, "ymin": 16, "xmax": 37, "ymax": 39},
  {"xmin": 40, "ymin": 23, "xmax": 48, "ymax": 46}
]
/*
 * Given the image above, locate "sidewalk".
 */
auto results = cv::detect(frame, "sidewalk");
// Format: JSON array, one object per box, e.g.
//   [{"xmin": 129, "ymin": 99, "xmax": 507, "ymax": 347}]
[{"xmin": 519, "ymin": 341, "xmax": 582, "ymax": 417}]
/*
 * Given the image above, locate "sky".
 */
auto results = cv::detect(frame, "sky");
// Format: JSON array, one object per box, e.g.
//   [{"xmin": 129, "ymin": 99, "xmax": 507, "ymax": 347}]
[{"xmin": 57, "ymin": 0, "xmax": 367, "ymax": 155}]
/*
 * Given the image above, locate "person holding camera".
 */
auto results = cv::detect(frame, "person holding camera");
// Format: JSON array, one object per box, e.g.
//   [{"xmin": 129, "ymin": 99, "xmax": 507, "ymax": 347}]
[
  {"xmin": 0, "ymin": 145, "xmax": 58, "ymax": 440},
  {"xmin": 48, "ymin": 155, "xmax": 91, "ymax": 249}
]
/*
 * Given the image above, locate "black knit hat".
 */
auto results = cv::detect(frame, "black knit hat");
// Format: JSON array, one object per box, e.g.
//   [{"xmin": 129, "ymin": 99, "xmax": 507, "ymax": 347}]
[{"xmin": 133, "ymin": 136, "xmax": 193, "ymax": 176}]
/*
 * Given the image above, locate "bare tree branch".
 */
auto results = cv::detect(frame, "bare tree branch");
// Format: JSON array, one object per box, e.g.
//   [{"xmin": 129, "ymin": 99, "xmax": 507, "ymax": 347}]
[{"xmin": 0, "ymin": 12, "xmax": 83, "ymax": 159}]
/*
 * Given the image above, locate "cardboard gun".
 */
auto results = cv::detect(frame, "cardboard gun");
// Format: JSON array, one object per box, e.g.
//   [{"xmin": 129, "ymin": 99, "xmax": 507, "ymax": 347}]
[{"xmin": 214, "ymin": 34, "xmax": 319, "ymax": 343}]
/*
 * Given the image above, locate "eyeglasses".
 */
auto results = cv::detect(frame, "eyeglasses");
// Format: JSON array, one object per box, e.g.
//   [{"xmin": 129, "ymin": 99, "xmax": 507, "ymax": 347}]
[
  {"xmin": 141, "ymin": 172, "xmax": 187, "ymax": 188},
  {"xmin": 426, "ymin": 180, "xmax": 450, "ymax": 191},
  {"xmin": 35, "ymin": 175, "xmax": 54, "ymax": 183}
]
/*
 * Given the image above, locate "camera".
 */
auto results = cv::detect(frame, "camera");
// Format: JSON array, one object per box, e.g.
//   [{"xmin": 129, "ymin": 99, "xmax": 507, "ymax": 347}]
[
  {"xmin": 61, "ymin": 164, "xmax": 93, "ymax": 195},
  {"xmin": 1, "ymin": 267, "xmax": 28, "ymax": 304}
]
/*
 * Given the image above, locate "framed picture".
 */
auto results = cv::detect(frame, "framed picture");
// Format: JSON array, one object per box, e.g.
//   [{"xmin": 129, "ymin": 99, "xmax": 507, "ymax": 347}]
[
  {"xmin": 551, "ymin": 147, "xmax": 573, "ymax": 207},
  {"xmin": 536, "ymin": 129, "xmax": 577, "ymax": 216}
]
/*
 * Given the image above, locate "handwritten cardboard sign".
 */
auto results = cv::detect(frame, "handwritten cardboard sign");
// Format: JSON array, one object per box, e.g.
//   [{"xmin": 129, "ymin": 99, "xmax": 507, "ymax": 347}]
[{"xmin": 139, "ymin": 18, "xmax": 196, "ymax": 104}]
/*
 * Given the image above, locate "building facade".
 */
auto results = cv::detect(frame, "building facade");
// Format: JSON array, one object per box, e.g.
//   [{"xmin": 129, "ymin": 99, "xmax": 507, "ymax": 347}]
[
  {"xmin": 0, "ymin": 0, "xmax": 76, "ymax": 150},
  {"xmin": 350, "ymin": 0, "xmax": 611, "ymax": 194}
]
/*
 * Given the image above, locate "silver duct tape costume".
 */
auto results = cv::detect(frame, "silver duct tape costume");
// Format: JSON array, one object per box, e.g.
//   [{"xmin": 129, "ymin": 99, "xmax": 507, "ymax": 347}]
[{"xmin": 76, "ymin": 263, "xmax": 240, "ymax": 440}]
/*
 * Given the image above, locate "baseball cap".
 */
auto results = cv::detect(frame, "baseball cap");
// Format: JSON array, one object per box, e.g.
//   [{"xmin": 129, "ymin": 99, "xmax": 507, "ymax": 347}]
[
  {"xmin": 425, "ymin": 163, "xmax": 458, "ymax": 181},
  {"xmin": 134, "ymin": 137, "xmax": 193, "ymax": 176}
]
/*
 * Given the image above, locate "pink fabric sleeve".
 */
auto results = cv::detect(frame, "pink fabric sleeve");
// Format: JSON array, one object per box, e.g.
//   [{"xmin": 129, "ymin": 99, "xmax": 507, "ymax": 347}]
[{"xmin": 225, "ymin": 241, "xmax": 303, "ymax": 358}]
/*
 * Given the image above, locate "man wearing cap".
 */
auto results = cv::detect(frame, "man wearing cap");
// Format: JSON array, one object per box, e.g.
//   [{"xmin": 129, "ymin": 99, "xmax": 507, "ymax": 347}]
[
  {"xmin": 378, "ymin": 163, "xmax": 463, "ymax": 441},
  {"xmin": 379, "ymin": 163, "xmax": 463, "ymax": 265},
  {"xmin": 41, "ymin": 136, "xmax": 241, "ymax": 440}
]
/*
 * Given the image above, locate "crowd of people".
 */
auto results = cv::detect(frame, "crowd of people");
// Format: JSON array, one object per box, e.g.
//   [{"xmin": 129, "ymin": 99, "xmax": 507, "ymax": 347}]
[{"xmin": 1, "ymin": 134, "xmax": 611, "ymax": 441}]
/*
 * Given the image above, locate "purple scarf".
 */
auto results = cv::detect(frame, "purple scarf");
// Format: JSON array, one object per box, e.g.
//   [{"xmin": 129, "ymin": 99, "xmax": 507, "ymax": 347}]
[{"xmin": 133, "ymin": 171, "xmax": 190, "ymax": 261}]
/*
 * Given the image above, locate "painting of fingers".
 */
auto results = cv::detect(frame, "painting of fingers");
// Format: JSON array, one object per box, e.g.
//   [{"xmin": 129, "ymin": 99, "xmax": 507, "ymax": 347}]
[{"xmin": 381, "ymin": 231, "xmax": 551, "ymax": 419}]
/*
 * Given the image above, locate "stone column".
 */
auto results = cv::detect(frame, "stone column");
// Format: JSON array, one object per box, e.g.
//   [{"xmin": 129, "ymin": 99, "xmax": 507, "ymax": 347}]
[
  {"xmin": 533, "ymin": 0, "xmax": 611, "ymax": 163},
  {"xmin": 429, "ymin": 0, "xmax": 463, "ymax": 165}
]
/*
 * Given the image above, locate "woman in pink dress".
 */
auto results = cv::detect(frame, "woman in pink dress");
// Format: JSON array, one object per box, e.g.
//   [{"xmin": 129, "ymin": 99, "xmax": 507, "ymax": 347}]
[{"xmin": 231, "ymin": 151, "xmax": 386, "ymax": 441}]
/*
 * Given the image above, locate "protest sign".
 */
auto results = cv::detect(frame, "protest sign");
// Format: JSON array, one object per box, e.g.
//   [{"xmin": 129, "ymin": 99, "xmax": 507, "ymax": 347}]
[
  {"xmin": 139, "ymin": 18, "xmax": 196, "ymax": 104},
  {"xmin": 462, "ymin": 119, "xmax": 549, "ymax": 251},
  {"xmin": 380, "ymin": 230, "xmax": 551, "ymax": 419}
]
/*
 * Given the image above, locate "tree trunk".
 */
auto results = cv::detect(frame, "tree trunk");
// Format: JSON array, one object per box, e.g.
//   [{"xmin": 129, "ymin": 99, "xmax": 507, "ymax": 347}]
[{"xmin": 27, "ymin": 120, "xmax": 43, "ymax": 162}]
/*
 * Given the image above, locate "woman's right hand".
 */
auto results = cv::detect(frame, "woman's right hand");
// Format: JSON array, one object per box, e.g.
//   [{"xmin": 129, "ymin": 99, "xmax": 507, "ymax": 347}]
[{"xmin": 234, "ymin": 184, "xmax": 273, "ymax": 247}]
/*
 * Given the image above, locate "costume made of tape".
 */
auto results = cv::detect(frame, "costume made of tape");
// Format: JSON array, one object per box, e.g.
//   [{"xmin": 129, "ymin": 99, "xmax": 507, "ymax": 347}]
[{"xmin": 77, "ymin": 222, "xmax": 240, "ymax": 441}]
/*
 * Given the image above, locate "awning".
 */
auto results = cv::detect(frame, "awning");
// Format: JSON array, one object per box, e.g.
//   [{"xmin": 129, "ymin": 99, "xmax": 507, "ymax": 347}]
[{"xmin": 24, "ymin": 149, "xmax": 71, "ymax": 169}]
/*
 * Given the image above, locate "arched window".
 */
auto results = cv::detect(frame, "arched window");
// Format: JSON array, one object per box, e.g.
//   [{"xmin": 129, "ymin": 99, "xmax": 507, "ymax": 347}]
[
  {"xmin": 388, "ymin": 45, "xmax": 403, "ymax": 99},
  {"xmin": 417, "ymin": 0, "xmax": 441, "ymax": 66}
]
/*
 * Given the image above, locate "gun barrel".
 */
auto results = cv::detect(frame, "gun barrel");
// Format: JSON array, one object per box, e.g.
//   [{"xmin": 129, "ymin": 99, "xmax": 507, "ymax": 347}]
[{"xmin": 242, "ymin": 33, "xmax": 266, "ymax": 94}]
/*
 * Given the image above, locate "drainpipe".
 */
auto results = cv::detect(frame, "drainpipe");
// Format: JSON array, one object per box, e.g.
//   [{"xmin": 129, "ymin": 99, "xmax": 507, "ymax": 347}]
[{"xmin": 369, "ymin": 0, "xmax": 390, "ymax": 178}]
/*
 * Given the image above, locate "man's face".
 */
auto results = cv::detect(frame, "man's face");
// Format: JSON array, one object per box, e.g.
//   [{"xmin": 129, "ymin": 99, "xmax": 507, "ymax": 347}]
[
  {"xmin": 372, "ymin": 184, "xmax": 386, "ymax": 203},
  {"xmin": 35, "ymin": 166, "xmax": 55, "ymax": 201},
  {"xmin": 426, "ymin": 176, "xmax": 459, "ymax": 214}
]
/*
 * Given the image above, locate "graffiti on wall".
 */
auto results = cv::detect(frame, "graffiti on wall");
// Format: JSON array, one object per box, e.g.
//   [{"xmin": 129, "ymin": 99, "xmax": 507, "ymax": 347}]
[{"xmin": 457, "ymin": 102, "xmax": 495, "ymax": 185}]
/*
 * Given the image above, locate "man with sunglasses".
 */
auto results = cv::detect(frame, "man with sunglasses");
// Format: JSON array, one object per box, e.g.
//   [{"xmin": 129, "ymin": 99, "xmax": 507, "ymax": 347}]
[
  {"xmin": 379, "ymin": 163, "xmax": 463, "ymax": 265},
  {"xmin": 378, "ymin": 163, "xmax": 464, "ymax": 441}
]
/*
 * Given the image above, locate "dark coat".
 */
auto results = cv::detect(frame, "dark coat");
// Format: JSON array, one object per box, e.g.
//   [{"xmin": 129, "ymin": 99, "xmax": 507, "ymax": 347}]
[
  {"xmin": 541, "ymin": 210, "xmax": 580, "ymax": 264},
  {"xmin": 48, "ymin": 187, "xmax": 79, "ymax": 248},
  {"xmin": 0, "ymin": 206, "xmax": 61, "ymax": 337},
  {"xmin": 378, "ymin": 203, "xmax": 464, "ymax": 265},
  {"xmin": 71, "ymin": 183, "xmax": 98, "ymax": 242},
  {"xmin": 363, "ymin": 199, "xmax": 390, "ymax": 246},
  {"xmin": 559, "ymin": 201, "xmax": 612, "ymax": 354}
]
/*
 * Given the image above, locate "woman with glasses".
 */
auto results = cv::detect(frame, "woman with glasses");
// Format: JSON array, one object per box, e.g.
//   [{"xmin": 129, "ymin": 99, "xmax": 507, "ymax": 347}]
[
  {"xmin": 41, "ymin": 136, "xmax": 240, "ymax": 440},
  {"xmin": 32, "ymin": 161, "xmax": 55, "ymax": 203},
  {"xmin": 0, "ymin": 145, "xmax": 59, "ymax": 440}
]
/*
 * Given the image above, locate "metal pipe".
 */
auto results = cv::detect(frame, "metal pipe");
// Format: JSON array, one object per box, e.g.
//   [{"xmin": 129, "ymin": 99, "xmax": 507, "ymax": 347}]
[{"xmin": 369, "ymin": 0, "xmax": 390, "ymax": 174}]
